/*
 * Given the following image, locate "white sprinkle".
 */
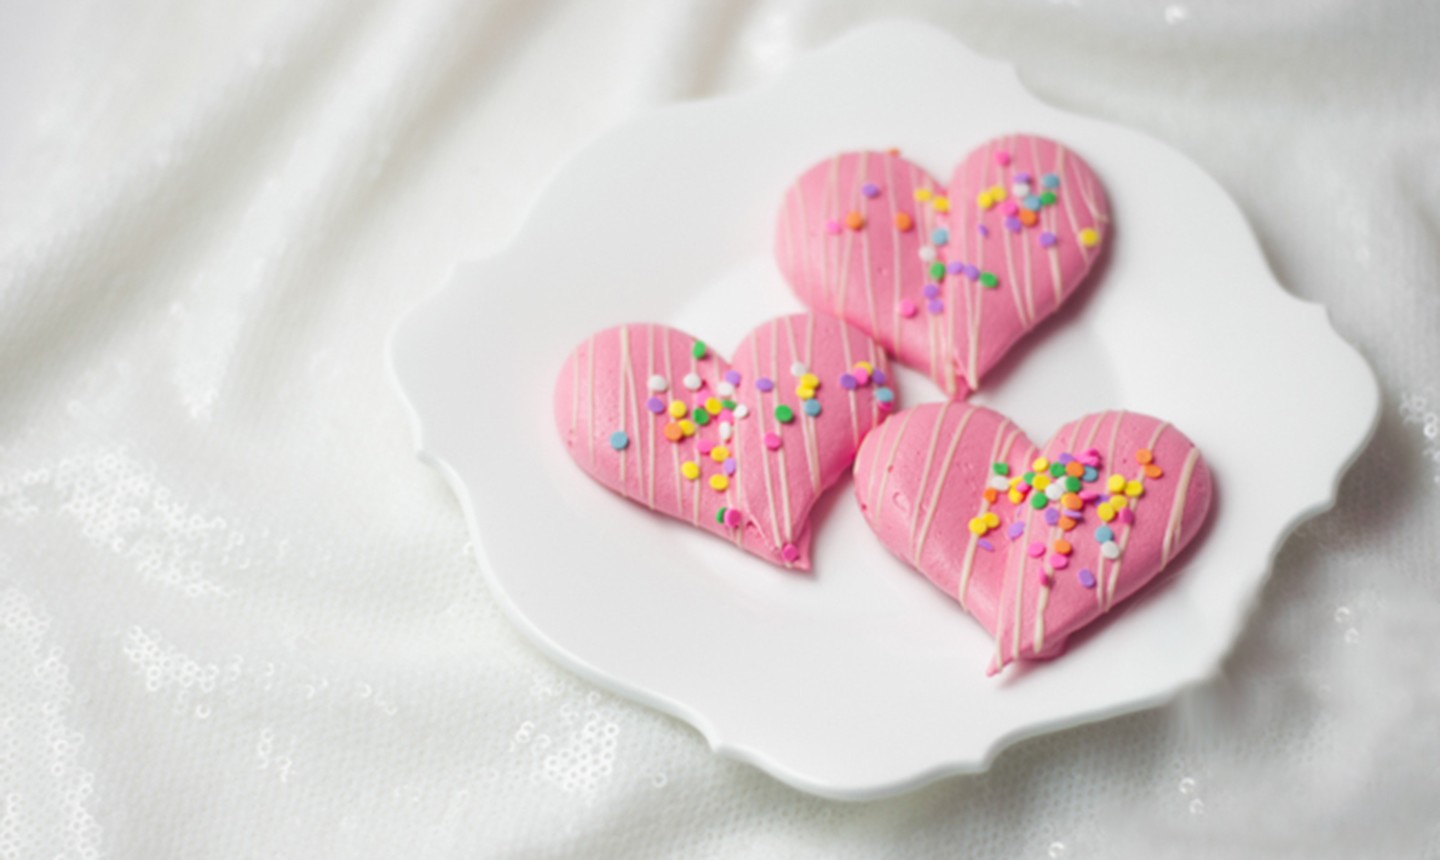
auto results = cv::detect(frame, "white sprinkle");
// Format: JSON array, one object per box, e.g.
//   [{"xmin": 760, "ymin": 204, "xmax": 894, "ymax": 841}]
[
  {"xmin": 1101, "ymin": 541, "xmax": 1121, "ymax": 560},
  {"xmin": 647, "ymin": 374, "xmax": 668, "ymax": 392},
  {"xmin": 716, "ymin": 381, "xmax": 735, "ymax": 397},
  {"xmin": 1011, "ymin": 182, "xmax": 1030, "ymax": 198},
  {"xmin": 987, "ymin": 476, "xmax": 1011, "ymax": 492},
  {"xmin": 683, "ymin": 373, "xmax": 702, "ymax": 391},
  {"xmin": 1045, "ymin": 482, "xmax": 1064, "ymax": 501},
  {"xmin": 917, "ymin": 245, "xmax": 936, "ymax": 262},
  {"xmin": 790, "ymin": 361, "xmax": 807, "ymax": 377},
  {"xmin": 734, "ymin": 404, "xmax": 750, "ymax": 419},
  {"xmin": 718, "ymin": 422, "xmax": 733, "ymax": 441}
]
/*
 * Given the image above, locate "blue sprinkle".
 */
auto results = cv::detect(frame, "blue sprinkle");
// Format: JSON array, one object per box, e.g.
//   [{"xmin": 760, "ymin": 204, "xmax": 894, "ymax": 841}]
[
  {"xmin": 1083, "ymin": 466, "xmax": 1098, "ymax": 482},
  {"xmin": 803, "ymin": 399, "xmax": 822, "ymax": 417},
  {"xmin": 609, "ymin": 430, "xmax": 630, "ymax": 451},
  {"xmin": 931, "ymin": 227, "xmax": 949, "ymax": 245},
  {"xmin": 874, "ymin": 387, "xmax": 894, "ymax": 404},
  {"xmin": 1095, "ymin": 525, "xmax": 1114, "ymax": 543},
  {"xmin": 1041, "ymin": 173, "xmax": 1061, "ymax": 189},
  {"xmin": 1023, "ymin": 194, "xmax": 1042, "ymax": 211}
]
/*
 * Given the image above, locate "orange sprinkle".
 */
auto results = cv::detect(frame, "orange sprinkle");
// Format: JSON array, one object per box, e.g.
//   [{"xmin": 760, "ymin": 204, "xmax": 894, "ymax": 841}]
[
  {"xmin": 663, "ymin": 422, "xmax": 684, "ymax": 442},
  {"xmin": 1058, "ymin": 517, "xmax": 1077, "ymax": 532},
  {"xmin": 893, "ymin": 212, "xmax": 913, "ymax": 232},
  {"xmin": 1064, "ymin": 462, "xmax": 1084, "ymax": 478},
  {"xmin": 887, "ymin": 147, "xmax": 900, "ymax": 156},
  {"xmin": 1018, "ymin": 208, "xmax": 1038, "ymax": 227},
  {"xmin": 1144, "ymin": 464, "xmax": 1164, "ymax": 479},
  {"xmin": 845, "ymin": 211, "xmax": 865, "ymax": 230},
  {"xmin": 1061, "ymin": 493, "xmax": 1083, "ymax": 511},
  {"xmin": 983, "ymin": 487, "xmax": 998, "ymax": 503},
  {"xmin": 1053, "ymin": 539, "xmax": 1073, "ymax": 556},
  {"xmin": 1136, "ymin": 448, "xmax": 1154, "ymax": 465}
]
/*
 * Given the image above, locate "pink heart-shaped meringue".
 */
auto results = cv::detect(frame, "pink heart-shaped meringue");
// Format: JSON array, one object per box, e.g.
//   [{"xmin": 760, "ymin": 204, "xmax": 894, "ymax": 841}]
[
  {"xmin": 776, "ymin": 135, "xmax": 1110, "ymax": 398},
  {"xmin": 554, "ymin": 314, "xmax": 898, "ymax": 570},
  {"xmin": 853, "ymin": 404, "xmax": 1211, "ymax": 674}
]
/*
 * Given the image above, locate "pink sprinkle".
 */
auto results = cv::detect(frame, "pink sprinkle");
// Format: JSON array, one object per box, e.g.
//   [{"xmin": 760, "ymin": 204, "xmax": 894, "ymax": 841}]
[
  {"xmin": 852, "ymin": 367, "xmax": 870, "ymax": 386},
  {"xmin": 995, "ymin": 151, "xmax": 1012, "ymax": 167},
  {"xmin": 1034, "ymin": 569, "xmax": 1051, "ymax": 587},
  {"xmin": 763, "ymin": 432, "xmax": 782, "ymax": 450},
  {"xmin": 697, "ymin": 440, "xmax": 714, "ymax": 455},
  {"xmin": 825, "ymin": 219, "xmax": 842, "ymax": 235},
  {"xmin": 1027, "ymin": 541, "xmax": 1045, "ymax": 559},
  {"xmin": 1118, "ymin": 508, "xmax": 1136, "ymax": 525},
  {"xmin": 1083, "ymin": 448, "xmax": 1102, "ymax": 459},
  {"xmin": 878, "ymin": 400, "xmax": 893, "ymax": 412},
  {"xmin": 1001, "ymin": 200, "xmax": 1019, "ymax": 216},
  {"xmin": 719, "ymin": 410, "xmax": 734, "ymax": 422},
  {"xmin": 898, "ymin": 299, "xmax": 918, "ymax": 318},
  {"xmin": 1080, "ymin": 455, "xmax": 1101, "ymax": 468},
  {"xmin": 1048, "ymin": 553, "xmax": 1070, "ymax": 570},
  {"xmin": 723, "ymin": 508, "xmax": 742, "ymax": 528},
  {"xmin": 1079, "ymin": 490, "xmax": 1100, "ymax": 502},
  {"xmin": 780, "ymin": 543, "xmax": 800, "ymax": 563}
]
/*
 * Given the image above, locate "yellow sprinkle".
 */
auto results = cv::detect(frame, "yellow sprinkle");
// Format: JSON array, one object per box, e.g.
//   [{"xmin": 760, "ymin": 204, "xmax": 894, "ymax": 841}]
[
  {"xmin": 984, "ymin": 512, "xmax": 1000, "ymax": 528},
  {"xmin": 1033, "ymin": 475, "xmax": 1052, "ymax": 491},
  {"xmin": 1079, "ymin": 227, "xmax": 1100, "ymax": 247},
  {"xmin": 1125, "ymin": 480, "xmax": 1144, "ymax": 498},
  {"xmin": 854, "ymin": 361, "xmax": 873, "ymax": 373},
  {"xmin": 931, "ymin": 196, "xmax": 950, "ymax": 213},
  {"xmin": 709, "ymin": 475, "xmax": 729, "ymax": 492},
  {"xmin": 668, "ymin": 400, "xmax": 687, "ymax": 418},
  {"xmin": 1106, "ymin": 474, "xmax": 1126, "ymax": 493},
  {"xmin": 977, "ymin": 191, "xmax": 995, "ymax": 210},
  {"xmin": 710, "ymin": 445, "xmax": 730, "ymax": 463},
  {"xmin": 990, "ymin": 185, "xmax": 1008, "ymax": 202},
  {"xmin": 1097, "ymin": 503, "xmax": 1116, "ymax": 522},
  {"xmin": 1008, "ymin": 489, "xmax": 1024, "ymax": 504},
  {"xmin": 704, "ymin": 397, "xmax": 723, "ymax": 415},
  {"xmin": 1032, "ymin": 457, "xmax": 1050, "ymax": 472},
  {"xmin": 968, "ymin": 517, "xmax": 987, "ymax": 536},
  {"xmin": 679, "ymin": 419, "xmax": 697, "ymax": 437},
  {"xmin": 796, "ymin": 385, "xmax": 815, "ymax": 400},
  {"xmin": 680, "ymin": 461, "xmax": 700, "ymax": 480},
  {"xmin": 914, "ymin": 188, "xmax": 933, "ymax": 202},
  {"xmin": 1110, "ymin": 495, "xmax": 1129, "ymax": 510},
  {"xmin": 800, "ymin": 373, "xmax": 820, "ymax": 389}
]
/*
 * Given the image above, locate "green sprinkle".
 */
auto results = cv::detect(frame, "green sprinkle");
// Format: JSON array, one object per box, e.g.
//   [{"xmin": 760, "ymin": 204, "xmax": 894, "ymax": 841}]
[
  {"xmin": 979, "ymin": 272, "xmax": 999, "ymax": 288},
  {"xmin": 775, "ymin": 405, "xmax": 795, "ymax": 424},
  {"xmin": 693, "ymin": 409, "xmax": 711, "ymax": 426},
  {"xmin": 1049, "ymin": 462, "xmax": 1065, "ymax": 478},
  {"xmin": 716, "ymin": 507, "xmax": 727, "ymax": 525},
  {"xmin": 1064, "ymin": 476, "xmax": 1082, "ymax": 492},
  {"xmin": 1030, "ymin": 493, "xmax": 1048, "ymax": 510},
  {"xmin": 692, "ymin": 341, "xmax": 707, "ymax": 359},
  {"xmin": 929, "ymin": 261, "xmax": 946, "ymax": 280},
  {"xmin": 722, "ymin": 399, "xmax": 737, "ymax": 411},
  {"xmin": 1039, "ymin": 191, "xmax": 1056, "ymax": 207},
  {"xmin": 992, "ymin": 462, "xmax": 1010, "ymax": 476},
  {"xmin": 1023, "ymin": 471, "xmax": 1037, "ymax": 486}
]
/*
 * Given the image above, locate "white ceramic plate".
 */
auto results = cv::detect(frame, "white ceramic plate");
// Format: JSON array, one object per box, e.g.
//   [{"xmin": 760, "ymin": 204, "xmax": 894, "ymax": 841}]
[{"xmin": 389, "ymin": 22, "xmax": 1377, "ymax": 800}]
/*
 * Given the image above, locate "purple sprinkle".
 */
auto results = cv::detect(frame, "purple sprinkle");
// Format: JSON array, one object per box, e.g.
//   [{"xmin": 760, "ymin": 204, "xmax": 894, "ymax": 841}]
[
  {"xmin": 723, "ymin": 370, "xmax": 741, "ymax": 385},
  {"xmin": 1007, "ymin": 521, "xmax": 1025, "ymax": 540},
  {"xmin": 978, "ymin": 538, "xmax": 995, "ymax": 553},
  {"xmin": 872, "ymin": 369, "xmax": 887, "ymax": 385},
  {"xmin": 722, "ymin": 459, "xmax": 737, "ymax": 476},
  {"xmin": 1004, "ymin": 216, "xmax": 1022, "ymax": 233},
  {"xmin": 1057, "ymin": 452, "xmax": 1074, "ymax": 464},
  {"xmin": 861, "ymin": 182, "xmax": 880, "ymax": 198},
  {"xmin": 1016, "ymin": 171, "xmax": 1032, "ymax": 183},
  {"xmin": 922, "ymin": 283, "xmax": 940, "ymax": 299},
  {"xmin": 961, "ymin": 264, "xmax": 979, "ymax": 282},
  {"xmin": 647, "ymin": 397, "xmax": 665, "ymax": 414},
  {"xmin": 839, "ymin": 373, "xmax": 858, "ymax": 390},
  {"xmin": 756, "ymin": 377, "xmax": 774, "ymax": 393},
  {"xmin": 1044, "ymin": 508, "xmax": 1060, "ymax": 526},
  {"xmin": 977, "ymin": 224, "xmax": 990, "ymax": 237},
  {"xmin": 926, "ymin": 298, "xmax": 944, "ymax": 314},
  {"xmin": 946, "ymin": 260, "xmax": 965, "ymax": 274},
  {"xmin": 1078, "ymin": 568, "xmax": 1097, "ymax": 589},
  {"xmin": 1039, "ymin": 231, "xmax": 1058, "ymax": 248}
]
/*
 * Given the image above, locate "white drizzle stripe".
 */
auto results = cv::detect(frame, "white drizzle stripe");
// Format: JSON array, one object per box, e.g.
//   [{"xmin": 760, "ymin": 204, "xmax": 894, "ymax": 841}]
[
  {"xmin": 1162, "ymin": 447, "xmax": 1203, "ymax": 566},
  {"xmin": 748, "ymin": 334, "xmax": 782, "ymax": 553},
  {"xmin": 1031, "ymin": 417, "xmax": 1089, "ymax": 654},
  {"xmin": 1095, "ymin": 411, "xmax": 1125, "ymax": 608},
  {"xmin": 906, "ymin": 402, "xmax": 955, "ymax": 562},
  {"xmin": 662, "ymin": 329, "xmax": 684, "ymax": 521},
  {"xmin": 884, "ymin": 155, "xmax": 902, "ymax": 352},
  {"xmin": 769, "ymin": 320, "xmax": 795, "ymax": 545},
  {"xmin": 1105, "ymin": 421, "xmax": 1168, "ymax": 608},
  {"xmin": 617, "ymin": 325, "xmax": 630, "ymax": 498},
  {"xmin": 956, "ymin": 423, "xmax": 1021, "ymax": 608},
  {"xmin": 870, "ymin": 409, "xmax": 916, "ymax": 517},
  {"xmin": 586, "ymin": 335, "xmax": 596, "ymax": 466},
  {"xmin": 912, "ymin": 404, "xmax": 979, "ymax": 562},
  {"xmin": 858, "ymin": 154, "xmax": 881, "ymax": 345}
]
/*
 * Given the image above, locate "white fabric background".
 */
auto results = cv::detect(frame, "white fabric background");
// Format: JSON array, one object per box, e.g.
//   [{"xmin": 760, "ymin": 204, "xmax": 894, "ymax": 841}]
[{"xmin": 1, "ymin": 1, "xmax": 1437, "ymax": 857}]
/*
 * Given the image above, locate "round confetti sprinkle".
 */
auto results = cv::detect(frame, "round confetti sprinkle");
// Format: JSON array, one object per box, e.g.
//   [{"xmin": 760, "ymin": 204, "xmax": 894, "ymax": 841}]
[
  {"xmin": 1035, "ymin": 569, "xmax": 1053, "ymax": 587},
  {"xmin": 1044, "ymin": 508, "xmax": 1060, "ymax": 526},
  {"xmin": 799, "ymin": 373, "xmax": 819, "ymax": 389},
  {"xmin": 1136, "ymin": 448, "xmax": 1154, "ymax": 465},
  {"xmin": 984, "ymin": 512, "xmax": 1000, "ymax": 528},
  {"xmin": 993, "ymin": 462, "xmax": 1010, "ymax": 476},
  {"xmin": 693, "ymin": 441, "xmax": 711, "ymax": 458},
  {"xmin": 1110, "ymin": 495, "xmax": 1129, "ymax": 510},
  {"xmin": 1078, "ymin": 568, "xmax": 1096, "ymax": 589},
  {"xmin": 977, "ymin": 191, "xmax": 996, "ymax": 210},
  {"xmin": 790, "ymin": 361, "xmax": 807, "ymax": 377},
  {"xmin": 1059, "ymin": 517, "xmax": 1077, "ymax": 532},
  {"xmin": 775, "ymin": 405, "xmax": 795, "ymax": 423},
  {"xmin": 1061, "ymin": 493, "xmax": 1083, "ymax": 511},
  {"xmin": 1083, "ymin": 467, "xmax": 1099, "ymax": 482},
  {"xmin": 756, "ymin": 377, "xmax": 774, "ymax": 393},
  {"xmin": 803, "ymin": 399, "xmax": 822, "ymax": 417},
  {"xmin": 1100, "ymin": 541, "xmax": 1121, "ymax": 560},
  {"xmin": 718, "ymin": 421, "xmax": 733, "ymax": 441},
  {"xmin": 987, "ymin": 475, "xmax": 1010, "ymax": 492},
  {"xmin": 710, "ymin": 475, "xmax": 729, "ymax": 492},
  {"xmin": 723, "ymin": 370, "xmax": 741, "ymax": 386},
  {"xmin": 780, "ymin": 543, "xmax": 800, "ymax": 563},
  {"xmin": 663, "ymin": 423, "xmax": 683, "ymax": 442},
  {"xmin": 979, "ymin": 272, "xmax": 999, "ymax": 289},
  {"xmin": 1041, "ymin": 173, "xmax": 1060, "ymax": 189},
  {"xmin": 692, "ymin": 409, "xmax": 711, "ymax": 426},
  {"xmin": 931, "ymin": 227, "xmax": 950, "ymax": 245},
  {"xmin": 840, "ymin": 373, "xmax": 858, "ymax": 390},
  {"xmin": 946, "ymin": 260, "xmax": 965, "ymax": 275},
  {"xmin": 609, "ymin": 431, "xmax": 629, "ymax": 450},
  {"xmin": 932, "ymin": 196, "xmax": 950, "ymax": 213},
  {"xmin": 922, "ymin": 283, "xmax": 940, "ymax": 299},
  {"xmin": 1144, "ymin": 464, "xmax": 1164, "ymax": 479},
  {"xmin": 1002, "ymin": 199, "xmax": 1019, "ymax": 216},
  {"xmin": 1107, "ymin": 474, "xmax": 1126, "ymax": 493},
  {"xmin": 860, "ymin": 182, "xmax": 880, "ymax": 198},
  {"xmin": 914, "ymin": 188, "xmax": 932, "ymax": 202},
  {"xmin": 1048, "ymin": 553, "xmax": 1070, "ymax": 570},
  {"xmin": 1011, "ymin": 182, "xmax": 1030, "ymax": 198},
  {"xmin": 1019, "ymin": 209, "xmax": 1039, "ymax": 227},
  {"xmin": 1039, "ymin": 192, "xmax": 1056, "ymax": 207},
  {"xmin": 1022, "ymin": 194, "xmax": 1042, "ymax": 212},
  {"xmin": 962, "ymin": 264, "xmax": 980, "ymax": 281},
  {"xmin": 852, "ymin": 366, "xmax": 870, "ymax": 385},
  {"xmin": 1079, "ymin": 227, "xmax": 1100, "ymax": 247},
  {"xmin": 845, "ymin": 211, "xmax": 865, "ymax": 230},
  {"xmin": 796, "ymin": 385, "xmax": 815, "ymax": 400},
  {"xmin": 1004, "ymin": 216, "xmax": 1022, "ymax": 233},
  {"xmin": 710, "ymin": 445, "xmax": 730, "ymax": 463},
  {"xmin": 898, "ymin": 299, "xmax": 918, "ymax": 318},
  {"xmin": 1053, "ymin": 539, "xmax": 1073, "ymax": 555},
  {"xmin": 704, "ymin": 397, "xmax": 723, "ymax": 415},
  {"xmin": 734, "ymin": 404, "xmax": 750, "ymax": 419},
  {"xmin": 1007, "ymin": 521, "xmax": 1025, "ymax": 539},
  {"xmin": 918, "ymin": 245, "xmax": 937, "ymax": 262},
  {"xmin": 1095, "ymin": 525, "xmax": 1114, "ymax": 543},
  {"xmin": 683, "ymin": 373, "xmax": 702, "ymax": 391},
  {"xmin": 668, "ymin": 400, "xmax": 687, "ymax": 418},
  {"xmin": 927, "ymin": 299, "xmax": 944, "ymax": 314},
  {"xmin": 1097, "ymin": 503, "xmax": 1116, "ymax": 522},
  {"xmin": 692, "ymin": 341, "xmax": 707, "ymax": 360},
  {"xmin": 894, "ymin": 212, "xmax": 914, "ymax": 232},
  {"xmin": 874, "ymin": 387, "xmax": 894, "ymax": 404},
  {"xmin": 647, "ymin": 397, "xmax": 666, "ymax": 415},
  {"xmin": 722, "ymin": 460, "xmax": 736, "ymax": 477},
  {"xmin": 1045, "ymin": 483, "xmax": 1064, "ymax": 501},
  {"xmin": 928, "ymin": 261, "xmax": 946, "ymax": 280},
  {"xmin": 1033, "ymin": 457, "xmax": 1049, "ymax": 471},
  {"xmin": 681, "ymin": 461, "xmax": 700, "ymax": 480},
  {"xmin": 1027, "ymin": 541, "xmax": 1045, "ymax": 558},
  {"xmin": 1125, "ymin": 480, "xmax": 1145, "ymax": 498},
  {"xmin": 1016, "ymin": 171, "xmax": 1032, "ymax": 183},
  {"xmin": 716, "ymin": 507, "xmax": 728, "ymax": 525},
  {"xmin": 825, "ymin": 220, "xmax": 842, "ymax": 235},
  {"xmin": 977, "ymin": 224, "xmax": 990, "ymax": 238},
  {"xmin": 723, "ymin": 507, "xmax": 742, "ymax": 527},
  {"xmin": 763, "ymin": 432, "xmax": 782, "ymax": 450},
  {"xmin": 1118, "ymin": 508, "xmax": 1136, "ymax": 525},
  {"xmin": 978, "ymin": 539, "xmax": 995, "ymax": 552},
  {"xmin": 648, "ymin": 374, "xmax": 668, "ymax": 392},
  {"xmin": 995, "ymin": 151, "xmax": 1012, "ymax": 167},
  {"xmin": 968, "ymin": 518, "xmax": 987, "ymax": 536}
]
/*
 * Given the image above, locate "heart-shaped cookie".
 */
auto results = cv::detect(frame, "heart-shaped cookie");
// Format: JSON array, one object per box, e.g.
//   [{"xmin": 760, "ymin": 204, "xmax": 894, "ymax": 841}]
[
  {"xmin": 555, "ymin": 314, "xmax": 898, "ymax": 570},
  {"xmin": 853, "ymin": 404, "xmax": 1210, "ymax": 673},
  {"xmin": 776, "ymin": 135, "xmax": 1110, "ymax": 398}
]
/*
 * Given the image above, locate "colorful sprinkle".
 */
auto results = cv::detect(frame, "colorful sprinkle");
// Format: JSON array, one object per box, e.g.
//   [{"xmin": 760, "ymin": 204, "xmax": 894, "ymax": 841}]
[
  {"xmin": 1053, "ymin": 539, "xmax": 1073, "ymax": 555},
  {"xmin": 790, "ymin": 362, "xmax": 807, "ymax": 377},
  {"xmin": 1078, "ymin": 568, "xmax": 1096, "ymax": 589},
  {"xmin": 845, "ymin": 211, "xmax": 865, "ymax": 230},
  {"xmin": 977, "ymin": 224, "xmax": 990, "ymax": 238},
  {"xmin": 780, "ymin": 543, "xmax": 800, "ymax": 563},
  {"xmin": 922, "ymin": 283, "xmax": 940, "ymax": 299},
  {"xmin": 978, "ymin": 538, "xmax": 995, "ymax": 552},
  {"xmin": 1004, "ymin": 216, "xmax": 1022, "ymax": 233},
  {"xmin": 723, "ymin": 370, "xmax": 741, "ymax": 386},
  {"xmin": 1039, "ymin": 192, "xmax": 1056, "ymax": 207},
  {"xmin": 992, "ymin": 462, "xmax": 1010, "ymax": 476},
  {"xmin": 721, "ymin": 458, "xmax": 737, "ymax": 476},
  {"xmin": 718, "ymin": 421, "xmax": 733, "ymax": 441},
  {"xmin": 683, "ymin": 373, "xmax": 702, "ymax": 391},
  {"xmin": 1048, "ymin": 553, "xmax": 1069, "ymax": 570},
  {"xmin": 681, "ymin": 461, "xmax": 700, "ymax": 480},
  {"xmin": 873, "ymin": 369, "xmax": 887, "ymax": 385},
  {"xmin": 1136, "ymin": 448, "xmax": 1154, "ymax": 465},
  {"xmin": 691, "ymin": 341, "xmax": 707, "ymax": 360},
  {"xmin": 928, "ymin": 261, "xmax": 946, "ymax": 280},
  {"xmin": 1027, "ymin": 541, "xmax": 1045, "ymax": 558},
  {"xmin": 931, "ymin": 227, "xmax": 950, "ymax": 245},
  {"xmin": 775, "ymin": 405, "xmax": 795, "ymax": 423},
  {"xmin": 1125, "ymin": 480, "xmax": 1145, "ymax": 498},
  {"xmin": 977, "ymin": 191, "xmax": 996, "ymax": 210},
  {"xmin": 703, "ymin": 397, "xmax": 722, "ymax": 415},
  {"xmin": 1107, "ymin": 474, "xmax": 1126, "ymax": 493},
  {"xmin": 1097, "ymin": 503, "xmax": 1115, "ymax": 522},
  {"xmin": 1100, "ymin": 541, "xmax": 1121, "ymax": 560},
  {"xmin": 734, "ymin": 404, "xmax": 750, "ymax": 419},
  {"xmin": 803, "ymin": 399, "xmax": 822, "ymax": 417},
  {"xmin": 709, "ymin": 475, "xmax": 729, "ymax": 492},
  {"xmin": 931, "ymin": 196, "xmax": 950, "ymax": 213},
  {"xmin": 914, "ymin": 188, "xmax": 932, "ymax": 202},
  {"xmin": 927, "ymin": 298, "xmax": 944, "ymax": 315},
  {"xmin": 894, "ymin": 212, "xmax": 913, "ymax": 232},
  {"xmin": 756, "ymin": 377, "xmax": 774, "ymax": 393},
  {"xmin": 1118, "ymin": 508, "xmax": 1136, "ymax": 525},
  {"xmin": 1095, "ymin": 525, "xmax": 1114, "ymax": 543},
  {"xmin": 710, "ymin": 445, "xmax": 730, "ymax": 463},
  {"xmin": 796, "ymin": 385, "xmax": 815, "ymax": 400},
  {"xmin": 1007, "ymin": 521, "xmax": 1025, "ymax": 540},
  {"xmin": 1041, "ymin": 173, "xmax": 1060, "ymax": 189},
  {"xmin": 663, "ymin": 423, "xmax": 683, "ymax": 442},
  {"xmin": 648, "ymin": 374, "xmax": 668, "ymax": 392},
  {"xmin": 1144, "ymin": 464, "xmax": 1164, "ymax": 479},
  {"xmin": 979, "ymin": 272, "xmax": 999, "ymax": 289},
  {"xmin": 763, "ymin": 432, "xmax": 782, "ymax": 450},
  {"xmin": 968, "ymin": 517, "xmax": 988, "ymax": 536},
  {"xmin": 1044, "ymin": 508, "xmax": 1060, "ymax": 526},
  {"xmin": 946, "ymin": 261, "xmax": 965, "ymax": 275},
  {"xmin": 825, "ymin": 219, "xmax": 842, "ymax": 235},
  {"xmin": 874, "ymin": 387, "xmax": 894, "ymax": 404},
  {"xmin": 1079, "ymin": 227, "xmax": 1100, "ymax": 247},
  {"xmin": 995, "ymin": 151, "xmax": 1012, "ymax": 167},
  {"xmin": 723, "ymin": 507, "xmax": 742, "ymax": 527},
  {"xmin": 609, "ymin": 431, "xmax": 629, "ymax": 450},
  {"xmin": 839, "ymin": 373, "xmax": 858, "ymax": 390},
  {"xmin": 898, "ymin": 299, "xmax": 918, "ymax": 318},
  {"xmin": 668, "ymin": 400, "xmax": 687, "ymax": 419},
  {"xmin": 860, "ymin": 182, "xmax": 880, "ymax": 198},
  {"xmin": 646, "ymin": 397, "xmax": 665, "ymax": 415}
]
